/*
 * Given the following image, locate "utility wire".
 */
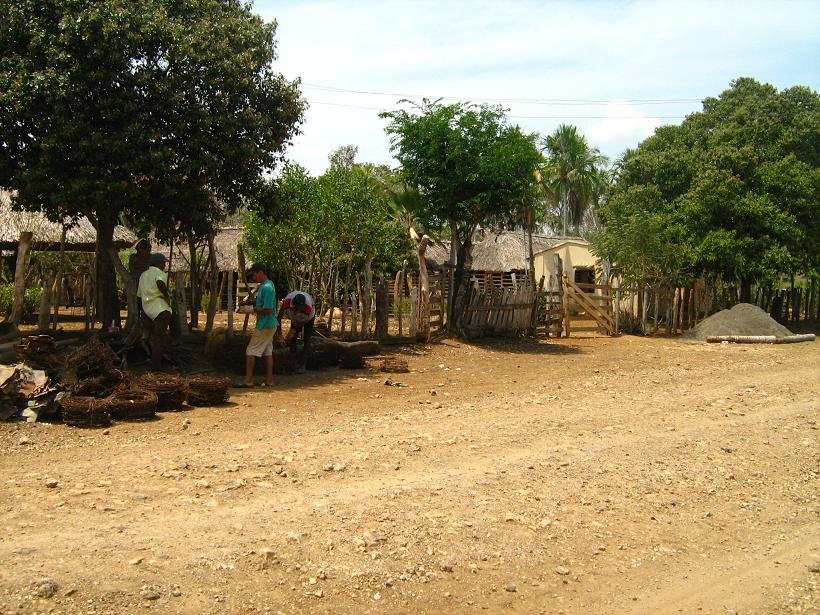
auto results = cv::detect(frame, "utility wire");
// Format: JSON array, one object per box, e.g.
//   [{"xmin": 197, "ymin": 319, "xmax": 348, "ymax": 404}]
[
  {"xmin": 302, "ymin": 82, "xmax": 702, "ymax": 106},
  {"xmin": 307, "ymin": 100, "xmax": 688, "ymax": 120}
]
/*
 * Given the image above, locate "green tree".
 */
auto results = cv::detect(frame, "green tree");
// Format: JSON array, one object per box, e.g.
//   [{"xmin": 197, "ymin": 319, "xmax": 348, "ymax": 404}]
[
  {"xmin": 0, "ymin": 0, "xmax": 305, "ymax": 326},
  {"xmin": 538, "ymin": 124, "xmax": 609, "ymax": 236},
  {"xmin": 596, "ymin": 78, "xmax": 819, "ymax": 301},
  {"xmin": 380, "ymin": 99, "xmax": 542, "ymax": 334}
]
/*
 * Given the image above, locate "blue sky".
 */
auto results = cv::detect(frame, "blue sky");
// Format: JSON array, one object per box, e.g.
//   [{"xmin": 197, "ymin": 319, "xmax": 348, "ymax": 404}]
[{"xmin": 253, "ymin": 0, "xmax": 819, "ymax": 175}]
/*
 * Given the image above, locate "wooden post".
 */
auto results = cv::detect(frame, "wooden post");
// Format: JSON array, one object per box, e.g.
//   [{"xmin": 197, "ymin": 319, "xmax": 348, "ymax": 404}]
[
  {"xmin": 394, "ymin": 266, "xmax": 404, "ymax": 336},
  {"xmin": 352, "ymin": 273, "xmax": 361, "ymax": 338},
  {"xmin": 614, "ymin": 281, "xmax": 621, "ymax": 335},
  {"xmin": 362, "ymin": 255, "xmax": 373, "ymax": 336},
  {"xmin": 204, "ymin": 232, "xmax": 219, "ymax": 334},
  {"xmin": 83, "ymin": 274, "xmax": 92, "ymax": 331},
  {"xmin": 417, "ymin": 235, "xmax": 431, "ymax": 342},
  {"xmin": 409, "ymin": 287, "xmax": 418, "ymax": 337},
  {"xmin": 174, "ymin": 271, "xmax": 188, "ymax": 335},
  {"xmin": 327, "ymin": 268, "xmax": 338, "ymax": 333},
  {"xmin": 51, "ymin": 223, "xmax": 68, "ymax": 330},
  {"xmin": 562, "ymin": 273, "xmax": 571, "ymax": 338},
  {"xmin": 641, "ymin": 287, "xmax": 649, "ymax": 335},
  {"xmin": 37, "ymin": 273, "xmax": 54, "ymax": 331},
  {"xmin": 226, "ymin": 268, "xmax": 234, "ymax": 337},
  {"xmin": 10, "ymin": 231, "xmax": 33, "ymax": 326},
  {"xmin": 375, "ymin": 275, "xmax": 388, "ymax": 340}
]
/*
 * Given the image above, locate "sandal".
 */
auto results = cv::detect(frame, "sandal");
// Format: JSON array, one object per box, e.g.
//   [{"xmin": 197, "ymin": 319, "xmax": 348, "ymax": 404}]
[
  {"xmin": 233, "ymin": 382, "xmax": 255, "ymax": 388},
  {"xmin": 259, "ymin": 382, "xmax": 274, "ymax": 388}
]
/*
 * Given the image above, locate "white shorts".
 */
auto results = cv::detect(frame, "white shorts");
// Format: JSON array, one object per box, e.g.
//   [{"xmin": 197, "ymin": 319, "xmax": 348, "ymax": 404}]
[{"xmin": 246, "ymin": 328, "xmax": 275, "ymax": 357}]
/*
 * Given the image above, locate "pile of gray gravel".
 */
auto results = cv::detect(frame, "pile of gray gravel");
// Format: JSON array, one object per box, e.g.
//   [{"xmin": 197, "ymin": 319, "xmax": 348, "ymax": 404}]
[{"xmin": 682, "ymin": 303, "xmax": 793, "ymax": 341}]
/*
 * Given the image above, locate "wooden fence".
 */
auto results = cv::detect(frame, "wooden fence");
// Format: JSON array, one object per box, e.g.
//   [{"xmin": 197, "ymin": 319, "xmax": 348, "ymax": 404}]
[{"xmin": 461, "ymin": 283, "xmax": 539, "ymax": 338}]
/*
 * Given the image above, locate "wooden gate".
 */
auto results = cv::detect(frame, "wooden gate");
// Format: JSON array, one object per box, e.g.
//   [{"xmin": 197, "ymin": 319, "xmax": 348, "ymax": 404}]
[{"xmin": 562, "ymin": 274, "xmax": 615, "ymax": 336}]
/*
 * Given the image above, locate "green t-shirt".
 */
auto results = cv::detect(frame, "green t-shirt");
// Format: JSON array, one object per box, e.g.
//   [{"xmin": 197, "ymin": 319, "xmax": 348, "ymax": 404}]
[{"xmin": 255, "ymin": 279, "xmax": 278, "ymax": 330}]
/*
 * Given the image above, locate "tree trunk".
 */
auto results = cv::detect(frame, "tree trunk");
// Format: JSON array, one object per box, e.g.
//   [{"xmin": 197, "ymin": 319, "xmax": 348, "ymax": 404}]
[
  {"xmin": 739, "ymin": 277, "xmax": 753, "ymax": 303},
  {"xmin": 446, "ymin": 219, "xmax": 461, "ymax": 324},
  {"xmin": 9, "ymin": 231, "xmax": 33, "ymax": 326},
  {"xmin": 417, "ymin": 235, "xmax": 431, "ymax": 341},
  {"xmin": 204, "ymin": 232, "xmax": 219, "ymax": 334},
  {"xmin": 375, "ymin": 274, "xmax": 389, "ymax": 340},
  {"xmin": 525, "ymin": 207, "xmax": 536, "ymax": 287},
  {"xmin": 362, "ymin": 255, "xmax": 373, "ymax": 336},
  {"xmin": 451, "ymin": 229, "xmax": 476, "ymax": 338},
  {"xmin": 37, "ymin": 273, "xmax": 54, "ymax": 331},
  {"xmin": 93, "ymin": 210, "xmax": 118, "ymax": 330},
  {"xmin": 51, "ymin": 223, "xmax": 68, "ymax": 330},
  {"xmin": 188, "ymin": 235, "xmax": 200, "ymax": 329}
]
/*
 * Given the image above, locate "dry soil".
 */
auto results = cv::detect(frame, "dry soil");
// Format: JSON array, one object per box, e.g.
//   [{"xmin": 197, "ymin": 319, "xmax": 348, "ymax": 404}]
[{"xmin": 0, "ymin": 332, "xmax": 818, "ymax": 614}]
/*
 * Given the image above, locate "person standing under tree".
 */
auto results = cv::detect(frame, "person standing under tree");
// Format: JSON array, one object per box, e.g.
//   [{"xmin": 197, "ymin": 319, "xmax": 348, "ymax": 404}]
[
  {"xmin": 276, "ymin": 291, "xmax": 315, "ymax": 374},
  {"xmin": 137, "ymin": 253, "xmax": 171, "ymax": 371},
  {"xmin": 239, "ymin": 264, "xmax": 277, "ymax": 387}
]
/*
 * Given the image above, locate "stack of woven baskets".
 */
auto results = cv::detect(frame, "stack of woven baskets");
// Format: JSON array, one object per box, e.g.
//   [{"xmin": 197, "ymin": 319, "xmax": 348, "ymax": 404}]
[
  {"xmin": 136, "ymin": 373, "xmax": 188, "ymax": 411},
  {"xmin": 107, "ymin": 389, "xmax": 158, "ymax": 421},
  {"xmin": 66, "ymin": 335, "xmax": 119, "ymax": 380},
  {"xmin": 186, "ymin": 375, "xmax": 232, "ymax": 406},
  {"xmin": 60, "ymin": 395, "xmax": 112, "ymax": 428}
]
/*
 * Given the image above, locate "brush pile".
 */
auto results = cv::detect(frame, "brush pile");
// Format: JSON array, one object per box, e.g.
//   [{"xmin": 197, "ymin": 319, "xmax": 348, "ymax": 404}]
[{"xmin": 14, "ymin": 335, "xmax": 63, "ymax": 372}]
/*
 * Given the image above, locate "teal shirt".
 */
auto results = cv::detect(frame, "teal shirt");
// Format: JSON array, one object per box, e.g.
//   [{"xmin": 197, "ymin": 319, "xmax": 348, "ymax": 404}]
[{"xmin": 255, "ymin": 279, "xmax": 278, "ymax": 330}]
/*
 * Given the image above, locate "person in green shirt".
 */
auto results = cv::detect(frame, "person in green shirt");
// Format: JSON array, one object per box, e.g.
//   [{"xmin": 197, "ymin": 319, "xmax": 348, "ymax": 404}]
[{"xmin": 240, "ymin": 264, "xmax": 278, "ymax": 387}]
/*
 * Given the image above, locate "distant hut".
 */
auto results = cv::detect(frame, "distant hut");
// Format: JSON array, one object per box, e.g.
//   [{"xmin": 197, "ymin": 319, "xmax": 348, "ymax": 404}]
[{"xmin": 422, "ymin": 230, "xmax": 596, "ymax": 291}]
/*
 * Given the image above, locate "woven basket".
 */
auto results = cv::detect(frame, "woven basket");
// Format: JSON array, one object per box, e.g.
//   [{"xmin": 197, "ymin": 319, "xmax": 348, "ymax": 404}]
[
  {"xmin": 72, "ymin": 370, "xmax": 128, "ymax": 398},
  {"xmin": 186, "ymin": 376, "xmax": 231, "ymax": 407},
  {"xmin": 67, "ymin": 335, "xmax": 119, "ymax": 379},
  {"xmin": 60, "ymin": 395, "xmax": 112, "ymax": 428},
  {"xmin": 107, "ymin": 388, "xmax": 158, "ymax": 421},
  {"xmin": 136, "ymin": 374, "xmax": 188, "ymax": 411}
]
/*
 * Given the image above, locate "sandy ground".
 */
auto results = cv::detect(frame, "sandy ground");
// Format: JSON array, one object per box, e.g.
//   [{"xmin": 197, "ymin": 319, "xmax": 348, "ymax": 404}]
[{"xmin": 0, "ymin": 330, "xmax": 818, "ymax": 614}]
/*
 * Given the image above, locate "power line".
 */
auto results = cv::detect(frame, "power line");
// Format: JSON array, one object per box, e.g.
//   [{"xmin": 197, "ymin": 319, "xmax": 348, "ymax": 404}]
[
  {"xmin": 307, "ymin": 100, "xmax": 687, "ymax": 120},
  {"xmin": 302, "ymin": 82, "xmax": 702, "ymax": 106}
]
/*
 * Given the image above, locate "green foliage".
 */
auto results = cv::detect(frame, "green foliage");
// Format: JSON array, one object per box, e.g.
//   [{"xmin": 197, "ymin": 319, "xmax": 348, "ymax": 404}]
[
  {"xmin": 381, "ymin": 100, "xmax": 543, "ymax": 238},
  {"xmin": 594, "ymin": 78, "xmax": 820, "ymax": 293},
  {"xmin": 244, "ymin": 160, "xmax": 413, "ymax": 292},
  {"xmin": 0, "ymin": 0, "xmax": 306, "ymax": 322},
  {"xmin": 539, "ymin": 124, "xmax": 609, "ymax": 236},
  {"xmin": 0, "ymin": 284, "xmax": 42, "ymax": 318}
]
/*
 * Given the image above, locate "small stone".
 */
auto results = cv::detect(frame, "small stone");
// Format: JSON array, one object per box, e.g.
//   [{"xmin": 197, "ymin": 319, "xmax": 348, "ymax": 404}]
[
  {"xmin": 141, "ymin": 589, "xmax": 161, "ymax": 601},
  {"xmin": 439, "ymin": 561, "xmax": 454, "ymax": 572},
  {"xmin": 554, "ymin": 566, "xmax": 570, "ymax": 575},
  {"xmin": 362, "ymin": 530, "xmax": 387, "ymax": 547},
  {"xmin": 64, "ymin": 587, "xmax": 77, "ymax": 596},
  {"xmin": 44, "ymin": 479, "xmax": 59, "ymax": 489},
  {"xmin": 34, "ymin": 579, "xmax": 59, "ymax": 598},
  {"xmin": 809, "ymin": 563, "xmax": 820, "ymax": 573},
  {"xmin": 102, "ymin": 429, "xmax": 110, "ymax": 435},
  {"xmin": 129, "ymin": 557, "xmax": 143, "ymax": 565},
  {"xmin": 18, "ymin": 436, "xmax": 33, "ymax": 446},
  {"xmin": 505, "ymin": 583, "xmax": 517, "ymax": 592},
  {"xmin": 171, "ymin": 589, "xmax": 182, "ymax": 597},
  {"xmin": 332, "ymin": 463, "xmax": 346, "ymax": 472}
]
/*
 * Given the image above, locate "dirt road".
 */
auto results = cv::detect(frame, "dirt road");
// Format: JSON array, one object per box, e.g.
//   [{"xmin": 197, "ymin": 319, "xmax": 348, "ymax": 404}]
[{"xmin": 1, "ymin": 334, "xmax": 817, "ymax": 614}]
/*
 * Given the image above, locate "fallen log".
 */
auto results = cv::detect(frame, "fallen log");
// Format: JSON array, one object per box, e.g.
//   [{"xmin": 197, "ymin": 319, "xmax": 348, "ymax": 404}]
[{"xmin": 204, "ymin": 329, "xmax": 380, "ymax": 373}]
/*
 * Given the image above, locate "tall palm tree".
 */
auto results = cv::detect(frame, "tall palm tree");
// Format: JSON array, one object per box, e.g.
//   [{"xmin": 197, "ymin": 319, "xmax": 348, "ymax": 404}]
[{"xmin": 539, "ymin": 124, "xmax": 608, "ymax": 236}]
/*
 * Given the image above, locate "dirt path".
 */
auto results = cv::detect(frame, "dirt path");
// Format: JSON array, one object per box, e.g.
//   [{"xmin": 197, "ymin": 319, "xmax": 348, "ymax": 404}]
[{"xmin": 1, "ymin": 334, "xmax": 817, "ymax": 614}]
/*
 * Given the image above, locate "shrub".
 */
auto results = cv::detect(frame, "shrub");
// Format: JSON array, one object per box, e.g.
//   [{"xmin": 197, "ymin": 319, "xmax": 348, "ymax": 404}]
[{"xmin": 0, "ymin": 284, "xmax": 43, "ymax": 319}]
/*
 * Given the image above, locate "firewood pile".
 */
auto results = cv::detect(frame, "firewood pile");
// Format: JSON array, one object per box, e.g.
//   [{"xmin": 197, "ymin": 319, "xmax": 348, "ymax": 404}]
[
  {"xmin": 14, "ymin": 335, "xmax": 63, "ymax": 372},
  {"xmin": 186, "ymin": 375, "xmax": 232, "ymax": 406},
  {"xmin": 107, "ymin": 388, "xmax": 158, "ymax": 421},
  {"xmin": 59, "ymin": 395, "xmax": 112, "ymax": 428},
  {"xmin": 136, "ymin": 373, "xmax": 187, "ymax": 411},
  {"xmin": 0, "ymin": 365, "xmax": 21, "ymax": 421}
]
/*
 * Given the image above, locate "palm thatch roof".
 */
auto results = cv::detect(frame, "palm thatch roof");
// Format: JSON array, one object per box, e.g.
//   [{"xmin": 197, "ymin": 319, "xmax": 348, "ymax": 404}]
[
  {"xmin": 423, "ymin": 230, "xmax": 585, "ymax": 272},
  {"xmin": 0, "ymin": 189, "xmax": 136, "ymax": 250},
  {"xmin": 158, "ymin": 226, "xmax": 246, "ymax": 273}
]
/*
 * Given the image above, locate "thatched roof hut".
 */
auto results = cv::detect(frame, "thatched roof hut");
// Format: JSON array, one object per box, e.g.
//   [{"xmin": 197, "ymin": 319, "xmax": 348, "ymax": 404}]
[
  {"xmin": 424, "ymin": 230, "xmax": 582, "ymax": 273},
  {"xmin": 158, "ymin": 226, "xmax": 246, "ymax": 273},
  {"xmin": 0, "ymin": 190, "xmax": 136, "ymax": 251}
]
